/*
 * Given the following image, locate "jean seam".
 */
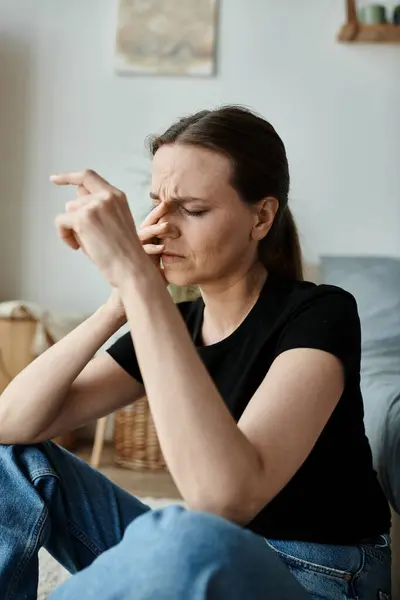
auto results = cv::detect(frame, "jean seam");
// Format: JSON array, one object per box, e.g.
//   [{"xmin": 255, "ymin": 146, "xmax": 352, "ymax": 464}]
[
  {"xmin": 358, "ymin": 533, "xmax": 391, "ymax": 567},
  {"xmin": 32, "ymin": 470, "xmax": 103, "ymax": 558},
  {"xmin": 266, "ymin": 541, "xmax": 360, "ymax": 580},
  {"xmin": 30, "ymin": 468, "xmax": 61, "ymax": 482},
  {"xmin": 377, "ymin": 534, "xmax": 390, "ymax": 548},
  {"xmin": 67, "ymin": 519, "xmax": 104, "ymax": 557},
  {"xmin": 351, "ymin": 545, "xmax": 365, "ymax": 581},
  {"xmin": 7, "ymin": 506, "xmax": 48, "ymax": 600},
  {"xmin": 360, "ymin": 543, "xmax": 391, "ymax": 567},
  {"xmin": 347, "ymin": 547, "xmax": 367, "ymax": 599}
]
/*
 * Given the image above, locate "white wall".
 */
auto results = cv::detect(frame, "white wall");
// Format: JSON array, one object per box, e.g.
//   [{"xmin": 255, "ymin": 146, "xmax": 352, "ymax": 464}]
[{"xmin": 1, "ymin": 0, "xmax": 399, "ymax": 313}]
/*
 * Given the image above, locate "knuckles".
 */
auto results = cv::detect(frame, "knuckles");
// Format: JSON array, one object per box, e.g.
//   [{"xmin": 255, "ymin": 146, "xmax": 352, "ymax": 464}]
[
  {"xmin": 77, "ymin": 205, "xmax": 97, "ymax": 227},
  {"xmin": 101, "ymin": 189, "xmax": 126, "ymax": 205},
  {"xmin": 82, "ymin": 168, "xmax": 95, "ymax": 179},
  {"xmin": 56, "ymin": 169, "xmax": 129, "ymax": 233},
  {"xmin": 65, "ymin": 200, "xmax": 76, "ymax": 212}
]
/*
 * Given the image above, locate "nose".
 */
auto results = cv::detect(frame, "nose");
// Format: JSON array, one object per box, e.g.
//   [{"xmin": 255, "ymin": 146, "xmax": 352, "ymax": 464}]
[
  {"xmin": 157, "ymin": 203, "xmax": 180, "ymax": 239},
  {"xmin": 159, "ymin": 223, "xmax": 180, "ymax": 240},
  {"xmin": 157, "ymin": 200, "xmax": 172, "ymax": 225}
]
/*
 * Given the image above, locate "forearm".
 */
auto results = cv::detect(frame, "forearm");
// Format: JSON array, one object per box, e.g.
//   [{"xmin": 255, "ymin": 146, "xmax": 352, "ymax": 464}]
[
  {"xmin": 120, "ymin": 269, "xmax": 262, "ymax": 515},
  {"xmin": 0, "ymin": 304, "xmax": 123, "ymax": 442}
]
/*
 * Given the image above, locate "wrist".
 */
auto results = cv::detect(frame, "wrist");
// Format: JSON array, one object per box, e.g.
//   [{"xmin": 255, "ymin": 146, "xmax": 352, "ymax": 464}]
[
  {"xmin": 97, "ymin": 299, "xmax": 127, "ymax": 330},
  {"xmin": 117, "ymin": 257, "xmax": 160, "ymax": 298},
  {"xmin": 119, "ymin": 269, "xmax": 165, "ymax": 316}
]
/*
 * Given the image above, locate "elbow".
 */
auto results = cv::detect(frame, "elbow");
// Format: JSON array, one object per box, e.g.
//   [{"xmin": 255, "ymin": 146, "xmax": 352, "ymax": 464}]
[
  {"xmin": 184, "ymin": 455, "xmax": 272, "ymax": 525},
  {"xmin": 0, "ymin": 405, "xmax": 36, "ymax": 446},
  {"xmin": 187, "ymin": 484, "xmax": 269, "ymax": 526}
]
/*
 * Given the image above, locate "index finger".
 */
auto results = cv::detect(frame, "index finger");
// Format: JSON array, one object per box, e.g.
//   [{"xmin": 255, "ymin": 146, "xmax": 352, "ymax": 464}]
[
  {"xmin": 140, "ymin": 201, "xmax": 169, "ymax": 228},
  {"xmin": 50, "ymin": 169, "xmax": 116, "ymax": 194}
]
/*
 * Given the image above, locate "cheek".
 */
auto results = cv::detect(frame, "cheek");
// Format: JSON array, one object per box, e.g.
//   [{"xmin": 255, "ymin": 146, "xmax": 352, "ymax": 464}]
[{"xmin": 189, "ymin": 216, "xmax": 248, "ymax": 259}]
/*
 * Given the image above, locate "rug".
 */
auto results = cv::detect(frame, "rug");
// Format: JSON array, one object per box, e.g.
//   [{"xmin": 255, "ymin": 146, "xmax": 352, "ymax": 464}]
[{"xmin": 38, "ymin": 497, "xmax": 180, "ymax": 599}]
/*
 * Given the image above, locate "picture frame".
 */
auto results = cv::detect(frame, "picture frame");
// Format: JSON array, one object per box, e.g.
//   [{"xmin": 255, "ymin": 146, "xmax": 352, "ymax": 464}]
[{"xmin": 114, "ymin": 0, "xmax": 219, "ymax": 76}]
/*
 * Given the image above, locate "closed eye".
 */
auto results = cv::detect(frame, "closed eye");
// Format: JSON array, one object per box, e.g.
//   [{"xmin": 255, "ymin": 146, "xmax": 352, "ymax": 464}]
[
  {"xmin": 147, "ymin": 203, "xmax": 207, "ymax": 218},
  {"xmin": 182, "ymin": 207, "xmax": 207, "ymax": 217}
]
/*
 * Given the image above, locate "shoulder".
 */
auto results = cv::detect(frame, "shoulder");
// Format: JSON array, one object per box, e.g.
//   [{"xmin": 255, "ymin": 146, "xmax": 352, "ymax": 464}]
[
  {"xmin": 269, "ymin": 279, "xmax": 361, "ymax": 378},
  {"xmin": 270, "ymin": 278, "xmax": 359, "ymax": 324}
]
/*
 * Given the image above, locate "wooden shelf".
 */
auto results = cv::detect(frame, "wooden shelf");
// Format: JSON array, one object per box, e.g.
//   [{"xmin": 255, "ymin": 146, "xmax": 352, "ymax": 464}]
[{"xmin": 338, "ymin": 23, "xmax": 400, "ymax": 44}]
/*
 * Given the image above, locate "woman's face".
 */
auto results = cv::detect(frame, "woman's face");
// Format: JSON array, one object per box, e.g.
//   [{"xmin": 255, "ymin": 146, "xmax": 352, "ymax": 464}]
[{"xmin": 150, "ymin": 143, "xmax": 270, "ymax": 287}]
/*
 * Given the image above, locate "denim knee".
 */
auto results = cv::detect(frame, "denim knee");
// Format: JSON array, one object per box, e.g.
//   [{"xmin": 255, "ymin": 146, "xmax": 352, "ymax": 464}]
[
  {"xmin": 125, "ymin": 505, "xmax": 280, "ymax": 576},
  {"xmin": 126, "ymin": 505, "xmax": 250, "ymax": 561},
  {"xmin": 51, "ymin": 505, "xmax": 311, "ymax": 599},
  {"xmin": 120, "ymin": 505, "xmax": 309, "ymax": 599},
  {"xmin": 51, "ymin": 506, "xmax": 253, "ymax": 599}
]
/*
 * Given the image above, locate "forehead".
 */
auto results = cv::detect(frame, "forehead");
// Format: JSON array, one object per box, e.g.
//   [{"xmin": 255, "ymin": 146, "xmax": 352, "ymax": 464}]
[{"xmin": 151, "ymin": 143, "xmax": 232, "ymax": 198}]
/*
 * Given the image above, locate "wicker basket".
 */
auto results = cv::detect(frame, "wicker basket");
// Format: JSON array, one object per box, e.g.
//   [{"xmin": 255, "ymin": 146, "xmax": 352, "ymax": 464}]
[
  {"xmin": 114, "ymin": 396, "xmax": 167, "ymax": 471},
  {"xmin": 0, "ymin": 318, "xmax": 78, "ymax": 452}
]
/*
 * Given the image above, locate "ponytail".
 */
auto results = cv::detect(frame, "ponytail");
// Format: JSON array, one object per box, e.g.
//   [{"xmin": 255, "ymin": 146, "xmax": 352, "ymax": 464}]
[{"xmin": 258, "ymin": 208, "xmax": 303, "ymax": 281}]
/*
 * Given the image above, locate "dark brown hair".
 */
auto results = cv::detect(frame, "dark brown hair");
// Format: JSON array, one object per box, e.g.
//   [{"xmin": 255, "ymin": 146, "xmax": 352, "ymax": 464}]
[{"xmin": 147, "ymin": 106, "xmax": 303, "ymax": 281}]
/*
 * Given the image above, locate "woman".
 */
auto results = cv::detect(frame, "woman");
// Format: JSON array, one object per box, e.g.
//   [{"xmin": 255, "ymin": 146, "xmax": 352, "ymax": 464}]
[{"xmin": 0, "ymin": 106, "xmax": 391, "ymax": 600}]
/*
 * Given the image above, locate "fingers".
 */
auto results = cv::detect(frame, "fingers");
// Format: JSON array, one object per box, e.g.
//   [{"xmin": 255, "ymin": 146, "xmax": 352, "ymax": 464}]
[
  {"xmin": 77, "ymin": 184, "xmax": 89, "ymax": 197},
  {"xmin": 50, "ymin": 169, "xmax": 117, "ymax": 194},
  {"xmin": 138, "ymin": 220, "xmax": 167, "ymax": 256},
  {"xmin": 65, "ymin": 191, "xmax": 107, "ymax": 213},
  {"xmin": 138, "ymin": 222, "xmax": 168, "ymax": 243},
  {"xmin": 143, "ymin": 243, "xmax": 165, "ymax": 255},
  {"xmin": 54, "ymin": 212, "xmax": 80, "ymax": 250},
  {"xmin": 140, "ymin": 202, "xmax": 169, "ymax": 228},
  {"xmin": 65, "ymin": 197, "xmax": 91, "ymax": 213},
  {"xmin": 57, "ymin": 193, "xmax": 104, "ymax": 250}
]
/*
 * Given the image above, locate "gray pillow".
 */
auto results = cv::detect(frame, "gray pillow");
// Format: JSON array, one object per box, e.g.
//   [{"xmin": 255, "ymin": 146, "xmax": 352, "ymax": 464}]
[{"xmin": 320, "ymin": 255, "xmax": 400, "ymax": 513}]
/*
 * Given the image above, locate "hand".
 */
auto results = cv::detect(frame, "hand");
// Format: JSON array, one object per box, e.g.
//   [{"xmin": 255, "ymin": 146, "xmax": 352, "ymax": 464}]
[
  {"xmin": 52, "ymin": 169, "xmax": 144, "ymax": 288},
  {"xmin": 137, "ymin": 202, "xmax": 179, "ymax": 285}
]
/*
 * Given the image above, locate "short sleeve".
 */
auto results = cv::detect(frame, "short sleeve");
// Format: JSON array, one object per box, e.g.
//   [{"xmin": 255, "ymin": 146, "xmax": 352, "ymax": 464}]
[
  {"xmin": 274, "ymin": 288, "xmax": 361, "ymax": 381},
  {"xmin": 105, "ymin": 299, "xmax": 199, "ymax": 385},
  {"xmin": 106, "ymin": 331, "xmax": 143, "ymax": 384}
]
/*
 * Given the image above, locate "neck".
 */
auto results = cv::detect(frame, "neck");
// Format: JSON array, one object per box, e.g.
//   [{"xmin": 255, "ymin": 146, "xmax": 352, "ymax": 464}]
[{"xmin": 198, "ymin": 262, "xmax": 268, "ymax": 346}]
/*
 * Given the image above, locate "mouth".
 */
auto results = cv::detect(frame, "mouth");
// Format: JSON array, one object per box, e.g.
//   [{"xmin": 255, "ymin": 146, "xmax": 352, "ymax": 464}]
[
  {"xmin": 162, "ymin": 251, "xmax": 184, "ymax": 258},
  {"xmin": 161, "ymin": 252, "xmax": 185, "ymax": 264}
]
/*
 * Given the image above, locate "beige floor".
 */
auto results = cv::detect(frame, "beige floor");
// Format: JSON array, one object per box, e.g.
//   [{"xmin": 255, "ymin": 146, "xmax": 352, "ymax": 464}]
[{"xmin": 76, "ymin": 442, "xmax": 181, "ymax": 499}]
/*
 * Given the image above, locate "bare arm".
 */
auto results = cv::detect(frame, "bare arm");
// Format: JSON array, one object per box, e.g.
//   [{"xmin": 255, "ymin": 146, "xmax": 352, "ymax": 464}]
[
  {"xmin": 0, "ymin": 172, "xmax": 170, "ymax": 447},
  {"xmin": 48, "ymin": 168, "xmax": 351, "ymax": 525},
  {"xmin": 120, "ymin": 271, "xmax": 345, "ymax": 523},
  {"xmin": 0, "ymin": 303, "xmax": 144, "ymax": 444}
]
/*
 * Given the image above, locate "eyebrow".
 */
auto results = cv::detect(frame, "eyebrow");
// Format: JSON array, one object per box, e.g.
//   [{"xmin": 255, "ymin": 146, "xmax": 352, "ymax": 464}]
[{"xmin": 149, "ymin": 192, "xmax": 208, "ymax": 204}]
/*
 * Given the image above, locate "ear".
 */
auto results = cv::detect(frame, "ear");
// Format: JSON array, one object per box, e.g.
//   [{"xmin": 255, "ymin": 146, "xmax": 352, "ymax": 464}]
[{"xmin": 250, "ymin": 197, "xmax": 279, "ymax": 241}]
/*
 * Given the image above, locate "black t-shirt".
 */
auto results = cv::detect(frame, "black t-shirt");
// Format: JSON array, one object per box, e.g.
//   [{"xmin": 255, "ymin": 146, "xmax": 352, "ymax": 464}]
[{"xmin": 107, "ymin": 274, "xmax": 391, "ymax": 544}]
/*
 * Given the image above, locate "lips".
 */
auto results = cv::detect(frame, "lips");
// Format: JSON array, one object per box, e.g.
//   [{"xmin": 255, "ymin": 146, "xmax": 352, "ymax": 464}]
[
  {"xmin": 162, "ymin": 251, "xmax": 184, "ymax": 258},
  {"xmin": 161, "ymin": 252, "xmax": 185, "ymax": 264}
]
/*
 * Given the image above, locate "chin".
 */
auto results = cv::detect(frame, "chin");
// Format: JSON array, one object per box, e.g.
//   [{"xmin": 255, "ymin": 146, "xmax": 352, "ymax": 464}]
[
  {"xmin": 165, "ymin": 274, "xmax": 197, "ymax": 288},
  {"xmin": 164, "ymin": 268, "xmax": 199, "ymax": 288}
]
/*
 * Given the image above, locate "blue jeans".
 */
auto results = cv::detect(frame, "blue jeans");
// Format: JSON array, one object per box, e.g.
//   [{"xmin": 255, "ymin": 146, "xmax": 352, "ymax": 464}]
[{"xmin": 0, "ymin": 442, "xmax": 391, "ymax": 599}]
